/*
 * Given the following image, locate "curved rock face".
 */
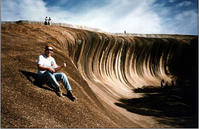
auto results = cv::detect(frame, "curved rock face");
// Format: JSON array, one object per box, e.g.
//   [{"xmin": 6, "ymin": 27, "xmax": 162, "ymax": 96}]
[
  {"xmin": 1, "ymin": 22, "xmax": 197, "ymax": 128},
  {"xmin": 68, "ymin": 31, "xmax": 196, "ymax": 98}
]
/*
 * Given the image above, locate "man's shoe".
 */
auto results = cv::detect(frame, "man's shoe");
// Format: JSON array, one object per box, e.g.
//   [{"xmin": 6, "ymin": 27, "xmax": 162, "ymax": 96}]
[
  {"xmin": 67, "ymin": 91, "xmax": 76, "ymax": 101},
  {"xmin": 55, "ymin": 87, "xmax": 63, "ymax": 97},
  {"xmin": 57, "ymin": 91, "xmax": 63, "ymax": 97}
]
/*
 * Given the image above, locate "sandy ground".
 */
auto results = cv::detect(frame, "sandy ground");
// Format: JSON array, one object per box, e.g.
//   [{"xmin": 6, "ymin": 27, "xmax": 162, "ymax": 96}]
[{"xmin": 1, "ymin": 22, "xmax": 198, "ymax": 128}]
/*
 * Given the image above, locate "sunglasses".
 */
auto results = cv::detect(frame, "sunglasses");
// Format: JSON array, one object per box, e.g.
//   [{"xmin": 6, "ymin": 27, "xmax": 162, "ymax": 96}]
[{"xmin": 45, "ymin": 49, "xmax": 53, "ymax": 52}]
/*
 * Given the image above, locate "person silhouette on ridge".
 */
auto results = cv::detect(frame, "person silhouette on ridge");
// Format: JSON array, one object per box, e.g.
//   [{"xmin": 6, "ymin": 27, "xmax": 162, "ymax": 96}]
[
  {"xmin": 48, "ymin": 17, "xmax": 51, "ymax": 25},
  {"xmin": 44, "ymin": 16, "xmax": 48, "ymax": 25}
]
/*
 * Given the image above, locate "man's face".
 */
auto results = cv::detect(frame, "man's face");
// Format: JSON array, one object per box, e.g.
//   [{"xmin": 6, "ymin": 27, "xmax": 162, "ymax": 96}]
[{"xmin": 45, "ymin": 47, "xmax": 53, "ymax": 57}]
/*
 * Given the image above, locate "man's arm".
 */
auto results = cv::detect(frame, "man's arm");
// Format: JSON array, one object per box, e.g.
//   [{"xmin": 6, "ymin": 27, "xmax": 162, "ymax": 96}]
[
  {"xmin": 54, "ymin": 63, "xmax": 66, "ymax": 72},
  {"xmin": 38, "ymin": 64, "xmax": 55, "ymax": 73}
]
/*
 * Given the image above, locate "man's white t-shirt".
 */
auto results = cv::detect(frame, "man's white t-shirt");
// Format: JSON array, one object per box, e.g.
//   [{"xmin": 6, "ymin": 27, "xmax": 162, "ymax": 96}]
[{"xmin": 37, "ymin": 54, "xmax": 58, "ymax": 74}]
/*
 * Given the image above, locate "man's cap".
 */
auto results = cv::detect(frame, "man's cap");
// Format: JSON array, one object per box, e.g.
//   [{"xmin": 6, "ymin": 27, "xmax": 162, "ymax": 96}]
[{"xmin": 45, "ymin": 44, "xmax": 53, "ymax": 50}]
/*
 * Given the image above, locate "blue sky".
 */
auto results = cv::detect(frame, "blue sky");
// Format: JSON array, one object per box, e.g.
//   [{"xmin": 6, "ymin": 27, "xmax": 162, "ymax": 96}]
[{"xmin": 2, "ymin": 0, "xmax": 198, "ymax": 35}]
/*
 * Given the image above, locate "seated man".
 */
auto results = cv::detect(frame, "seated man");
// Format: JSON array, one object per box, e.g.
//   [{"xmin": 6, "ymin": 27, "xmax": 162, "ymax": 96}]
[{"xmin": 37, "ymin": 44, "xmax": 76, "ymax": 101}]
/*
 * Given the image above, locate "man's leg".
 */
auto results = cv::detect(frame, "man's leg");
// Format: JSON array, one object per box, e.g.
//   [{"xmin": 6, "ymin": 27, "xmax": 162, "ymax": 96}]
[
  {"xmin": 41, "ymin": 71, "xmax": 64, "ymax": 97},
  {"xmin": 54, "ymin": 72, "xmax": 76, "ymax": 101},
  {"xmin": 42, "ymin": 71, "xmax": 60, "ymax": 88},
  {"xmin": 54, "ymin": 72, "xmax": 72, "ymax": 91}
]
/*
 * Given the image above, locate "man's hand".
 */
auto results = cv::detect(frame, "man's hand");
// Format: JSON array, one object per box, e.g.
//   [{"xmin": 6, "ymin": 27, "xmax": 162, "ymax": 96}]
[
  {"xmin": 38, "ymin": 64, "xmax": 55, "ymax": 73},
  {"xmin": 62, "ymin": 63, "xmax": 66, "ymax": 67},
  {"xmin": 48, "ymin": 67, "xmax": 55, "ymax": 73},
  {"xmin": 54, "ymin": 63, "xmax": 66, "ymax": 72}
]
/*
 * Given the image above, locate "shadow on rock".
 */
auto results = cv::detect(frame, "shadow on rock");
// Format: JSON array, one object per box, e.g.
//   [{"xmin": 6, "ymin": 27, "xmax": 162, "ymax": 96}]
[
  {"xmin": 115, "ymin": 86, "xmax": 198, "ymax": 128},
  {"xmin": 19, "ymin": 70, "xmax": 55, "ymax": 92},
  {"xmin": 19, "ymin": 70, "xmax": 76, "ymax": 101}
]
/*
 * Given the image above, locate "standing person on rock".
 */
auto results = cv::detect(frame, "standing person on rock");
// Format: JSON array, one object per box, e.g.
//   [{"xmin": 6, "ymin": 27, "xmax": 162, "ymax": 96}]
[
  {"xmin": 44, "ymin": 16, "xmax": 48, "ymax": 25},
  {"xmin": 37, "ymin": 44, "xmax": 76, "ymax": 101},
  {"xmin": 48, "ymin": 17, "xmax": 51, "ymax": 25}
]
